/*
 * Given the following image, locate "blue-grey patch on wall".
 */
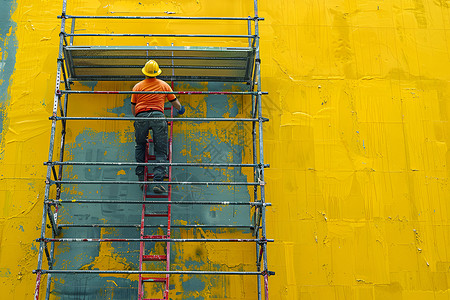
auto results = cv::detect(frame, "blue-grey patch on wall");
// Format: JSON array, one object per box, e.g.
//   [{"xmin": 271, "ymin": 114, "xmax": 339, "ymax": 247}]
[
  {"xmin": 108, "ymin": 96, "xmax": 132, "ymax": 116},
  {"xmin": 80, "ymin": 81, "xmax": 99, "ymax": 91},
  {"xmin": 0, "ymin": 0, "xmax": 18, "ymax": 156},
  {"xmin": 182, "ymin": 276, "xmax": 205, "ymax": 292},
  {"xmin": 52, "ymin": 82, "xmax": 252, "ymax": 298}
]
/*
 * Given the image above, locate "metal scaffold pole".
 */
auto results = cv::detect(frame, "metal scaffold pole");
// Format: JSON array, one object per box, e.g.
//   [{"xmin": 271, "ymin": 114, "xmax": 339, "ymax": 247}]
[
  {"xmin": 253, "ymin": 0, "xmax": 271, "ymax": 299},
  {"xmin": 34, "ymin": 0, "xmax": 67, "ymax": 299}
]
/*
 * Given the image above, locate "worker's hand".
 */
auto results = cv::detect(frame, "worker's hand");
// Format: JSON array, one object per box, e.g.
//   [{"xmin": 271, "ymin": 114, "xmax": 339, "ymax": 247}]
[{"xmin": 178, "ymin": 105, "xmax": 185, "ymax": 115}]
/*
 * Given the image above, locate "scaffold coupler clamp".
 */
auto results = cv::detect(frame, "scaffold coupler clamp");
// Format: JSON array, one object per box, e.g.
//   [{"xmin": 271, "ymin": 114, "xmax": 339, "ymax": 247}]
[
  {"xmin": 258, "ymin": 237, "xmax": 268, "ymax": 245},
  {"xmin": 262, "ymin": 270, "xmax": 275, "ymax": 276}
]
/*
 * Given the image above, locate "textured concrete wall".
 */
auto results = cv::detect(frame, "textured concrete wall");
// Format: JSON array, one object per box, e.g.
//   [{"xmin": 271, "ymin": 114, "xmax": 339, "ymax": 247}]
[{"xmin": 0, "ymin": 0, "xmax": 449, "ymax": 299}]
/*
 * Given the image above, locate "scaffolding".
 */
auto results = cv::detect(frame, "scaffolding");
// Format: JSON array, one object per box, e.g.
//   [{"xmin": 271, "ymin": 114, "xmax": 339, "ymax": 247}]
[{"xmin": 34, "ymin": 0, "xmax": 273, "ymax": 299}]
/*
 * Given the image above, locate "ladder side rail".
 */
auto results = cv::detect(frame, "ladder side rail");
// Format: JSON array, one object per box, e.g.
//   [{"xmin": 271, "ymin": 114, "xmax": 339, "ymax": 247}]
[
  {"xmin": 138, "ymin": 142, "xmax": 151, "ymax": 300},
  {"xmin": 165, "ymin": 106, "xmax": 174, "ymax": 299}
]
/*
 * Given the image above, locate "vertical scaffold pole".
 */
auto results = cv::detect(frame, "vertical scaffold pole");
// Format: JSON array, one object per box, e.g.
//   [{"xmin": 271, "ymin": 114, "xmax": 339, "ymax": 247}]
[
  {"xmin": 249, "ymin": 6, "xmax": 262, "ymax": 300},
  {"xmin": 252, "ymin": 93, "xmax": 262, "ymax": 300},
  {"xmin": 34, "ymin": 0, "xmax": 67, "ymax": 299},
  {"xmin": 253, "ymin": 0, "xmax": 269, "ymax": 299}
]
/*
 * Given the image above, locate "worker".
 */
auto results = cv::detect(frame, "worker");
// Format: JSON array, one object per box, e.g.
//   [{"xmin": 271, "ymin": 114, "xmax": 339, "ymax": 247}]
[{"xmin": 131, "ymin": 60, "xmax": 185, "ymax": 193}]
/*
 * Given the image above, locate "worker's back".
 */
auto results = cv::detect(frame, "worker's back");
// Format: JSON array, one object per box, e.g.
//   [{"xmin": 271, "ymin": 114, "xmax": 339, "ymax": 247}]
[{"xmin": 131, "ymin": 78, "xmax": 175, "ymax": 113}]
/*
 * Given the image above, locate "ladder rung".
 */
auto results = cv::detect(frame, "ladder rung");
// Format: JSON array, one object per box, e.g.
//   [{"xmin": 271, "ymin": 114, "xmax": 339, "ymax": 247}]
[
  {"xmin": 145, "ymin": 213, "xmax": 169, "ymax": 217},
  {"xmin": 142, "ymin": 277, "xmax": 167, "ymax": 283},
  {"xmin": 143, "ymin": 235, "xmax": 167, "ymax": 239},
  {"xmin": 143, "ymin": 255, "xmax": 167, "ymax": 261}
]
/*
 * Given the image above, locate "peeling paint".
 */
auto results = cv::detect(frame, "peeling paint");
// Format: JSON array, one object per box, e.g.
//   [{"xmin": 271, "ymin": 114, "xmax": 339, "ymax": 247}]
[{"xmin": 0, "ymin": 0, "xmax": 17, "ymax": 156}]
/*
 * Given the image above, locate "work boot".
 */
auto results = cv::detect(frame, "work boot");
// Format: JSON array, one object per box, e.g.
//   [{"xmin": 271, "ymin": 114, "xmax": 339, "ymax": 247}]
[{"xmin": 153, "ymin": 185, "xmax": 167, "ymax": 194}]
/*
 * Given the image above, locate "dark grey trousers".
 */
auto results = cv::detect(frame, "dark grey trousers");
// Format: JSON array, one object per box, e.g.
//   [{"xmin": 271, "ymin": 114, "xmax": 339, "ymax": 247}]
[{"xmin": 134, "ymin": 111, "xmax": 167, "ymax": 181}]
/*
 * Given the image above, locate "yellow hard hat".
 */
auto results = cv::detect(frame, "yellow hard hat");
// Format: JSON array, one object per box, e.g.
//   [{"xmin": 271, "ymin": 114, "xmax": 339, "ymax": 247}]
[{"xmin": 142, "ymin": 60, "xmax": 162, "ymax": 77}]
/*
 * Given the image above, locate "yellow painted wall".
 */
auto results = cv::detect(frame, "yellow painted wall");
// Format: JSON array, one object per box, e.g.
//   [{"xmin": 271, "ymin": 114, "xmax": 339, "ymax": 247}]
[{"xmin": 0, "ymin": 0, "xmax": 449, "ymax": 299}]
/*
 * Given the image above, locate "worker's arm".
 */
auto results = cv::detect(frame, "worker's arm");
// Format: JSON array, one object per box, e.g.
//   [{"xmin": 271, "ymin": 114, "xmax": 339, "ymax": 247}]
[
  {"xmin": 170, "ymin": 98, "xmax": 182, "ymax": 110},
  {"xmin": 131, "ymin": 103, "xmax": 136, "ymax": 116},
  {"xmin": 170, "ymin": 98, "xmax": 185, "ymax": 115}
]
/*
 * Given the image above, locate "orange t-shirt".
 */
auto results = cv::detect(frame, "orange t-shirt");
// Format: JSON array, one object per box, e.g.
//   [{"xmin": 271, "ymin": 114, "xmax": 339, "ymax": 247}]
[{"xmin": 131, "ymin": 78, "xmax": 176, "ymax": 114}]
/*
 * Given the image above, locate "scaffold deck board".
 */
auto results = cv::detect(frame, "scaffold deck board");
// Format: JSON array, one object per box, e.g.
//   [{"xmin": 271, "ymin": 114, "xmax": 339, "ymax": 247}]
[{"xmin": 64, "ymin": 45, "xmax": 255, "ymax": 82}]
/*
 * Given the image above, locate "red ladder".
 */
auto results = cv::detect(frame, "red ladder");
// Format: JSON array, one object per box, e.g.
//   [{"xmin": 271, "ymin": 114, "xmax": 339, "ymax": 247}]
[{"xmin": 138, "ymin": 107, "xmax": 173, "ymax": 300}]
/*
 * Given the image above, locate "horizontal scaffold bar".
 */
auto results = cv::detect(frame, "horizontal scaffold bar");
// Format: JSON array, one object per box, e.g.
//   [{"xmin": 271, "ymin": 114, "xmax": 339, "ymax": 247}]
[
  {"xmin": 65, "ymin": 33, "xmax": 256, "ymax": 39},
  {"xmin": 50, "ymin": 180, "xmax": 264, "ymax": 186},
  {"xmin": 57, "ymin": 224, "xmax": 253, "ymax": 229},
  {"xmin": 45, "ymin": 162, "xmax": 269, "ymax": 167},
  {"xmin": 74, "ymin": 65, "xmax": 246, "ymax": 70},
  {"xmin": 71, "ymin": 55, "xmax": 247, "ymax": 60},
  {"xmin": 38, "ymin": 238, "xmax": 273, "ymax": 243},
  {"xmin": 60, "ymin": 15, "xmax": 264, "ymax": 21},
  {"xmin": 52, "ymin": 116, "xmax": 265, "ymax": 122},
  {"xmin": 67, "ymin": 75, "xmax": 250, "ymax": 82},
  {"xmin": 59, "ymin": 90, "xmax": 268, "ymax": 95},
  {"xmin": 36, "ymin": 269, "xmax": 264, "ymax": 275},
  {"xmin": 47, "ymin": 200, "xmax": 269, "ymax": 206}
]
